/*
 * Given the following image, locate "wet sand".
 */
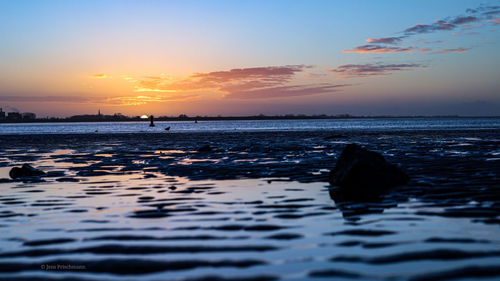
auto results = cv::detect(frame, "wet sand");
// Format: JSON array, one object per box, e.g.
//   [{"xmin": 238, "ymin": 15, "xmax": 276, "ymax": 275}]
[{"xmin": 0, "ymin": 129, "xmax": 499, "ymax": 280}]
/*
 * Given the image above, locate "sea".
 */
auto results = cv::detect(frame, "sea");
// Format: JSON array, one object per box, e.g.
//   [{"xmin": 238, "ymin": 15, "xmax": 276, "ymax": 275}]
[{"xmin": 1, "ymin": 117, "xmax": 500, "ymax": 134}]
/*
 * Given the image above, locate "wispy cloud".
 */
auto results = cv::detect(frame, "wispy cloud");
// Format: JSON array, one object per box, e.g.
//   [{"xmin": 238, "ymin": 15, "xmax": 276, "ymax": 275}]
[
  {"xmin": 0, "ymin": 93, "xmax": 198, "ymax": 106},
  {"xmin": 404, "ymin": 21, "xmax": 455, "ymax": 35},
  {"xmin": 90, "ymin": 74, "xmax": 107, "ymax": 79},
  {"xmin": 328, "ymin": 63, "xmax": 423, "ymax": 78},
  {"xmin": 430, "ymin": 48, "xmax": 469, "ymax": 54},
  {"xmin": 106, "ymin": 94, "xmax": 198, "ymax": 106},
  {"xmin": 345, "ymin": 4, "xmax": 499, "ymax": 56},
  {"xmin": 419, "ymin": 40, "xmax": 446, "ymax": 44},
  {"xmin": 489, "ymin": 18, "xmax": 500, "ymax": 24},
  {"xmin": 366, "ymin": 36, "xmax": 405, "ymax": 44},
  {"xmin": 133, "ymin": 65, "xmax": 310, "ymax": 93},
  {"xmin": 452, "ymin": 16, "xmax": 479, "ymax": 25},
  {"xmin": 452, "ymin": 31, "xmax": 480, "ymax": 36},
  {"xmin": 225, "ymin": 84, "xmax": 350, "ymax": 99},
  {"xmin": 131, "ymin": 65, "xmax": 354, "ymax": 99},
  {"xmin": 343, "ymin": 45, "xmax": 414, "ymax": 54},
  {"xmin": 466, "ymin": 4, "xmax": 500, "ymax": 17}
]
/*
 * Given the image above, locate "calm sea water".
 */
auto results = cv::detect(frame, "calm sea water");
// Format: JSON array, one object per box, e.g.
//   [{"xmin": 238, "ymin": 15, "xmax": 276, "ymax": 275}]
[{"xmin": 1, "ymin": 117, "xmax": 499, "ymax": 134}]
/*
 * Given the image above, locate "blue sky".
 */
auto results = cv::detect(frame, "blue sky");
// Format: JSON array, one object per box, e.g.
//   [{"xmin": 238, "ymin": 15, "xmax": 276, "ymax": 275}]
[{"xmin": 0, "ymin": 0, "xmax": 499, "ymax": 116}]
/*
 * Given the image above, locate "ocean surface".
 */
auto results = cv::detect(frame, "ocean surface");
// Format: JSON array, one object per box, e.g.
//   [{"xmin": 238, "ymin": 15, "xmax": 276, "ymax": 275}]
[{"xmin": 1, "ymin": 117, "xmax": 500, "ymax": 134}]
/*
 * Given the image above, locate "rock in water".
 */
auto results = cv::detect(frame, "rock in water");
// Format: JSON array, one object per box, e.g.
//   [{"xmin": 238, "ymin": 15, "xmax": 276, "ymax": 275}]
[
  {"xmin": 329, "ymin": 144, "xmax": 408, "ymax": 194},
  {"xmin": 198, "ymin": 145, "xmax": 212, "ymax": 152},
  {"xmin": 8, "ymin": 167, "xmax": 23, "ymax": 179},
  {"xmin": 9, "ymin": 164, "xmax": 46, "ymax": 179}
]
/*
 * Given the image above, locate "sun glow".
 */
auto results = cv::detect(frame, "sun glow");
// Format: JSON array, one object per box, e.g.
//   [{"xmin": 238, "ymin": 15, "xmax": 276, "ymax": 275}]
[{"xmin": 140, "ymin": 115, "xmax": 149, "ymax": 119}]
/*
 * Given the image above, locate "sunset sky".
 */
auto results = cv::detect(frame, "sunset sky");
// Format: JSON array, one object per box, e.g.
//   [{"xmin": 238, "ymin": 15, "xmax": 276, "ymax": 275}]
[{"xmin": 0, "ymin": 0, "xmax": 499, "ymax": 117}]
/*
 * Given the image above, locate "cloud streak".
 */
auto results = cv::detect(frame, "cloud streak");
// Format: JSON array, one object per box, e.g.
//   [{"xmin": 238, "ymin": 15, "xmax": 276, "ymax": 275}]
[
  {"xmin": 0, "ymin": 93, "xmax": 198, "ymax": 106},
  {"xmin": 366, "ymin": 36, "xmax": 405, "ymax": 44},
  {"xmin": 225, "ymin": 84, "xmax": 350, "ymax": 99},
  {"xmin": 489, "ymin": 18, "xmax": 500, "ymax": 24},
  {"xmin": 404, "ymin": 21, "xmax": 456, "ymax": 35},
  {"xmin": 133, "ymin": 65, "xmax": 310, "ymax": 93},
  {"xmin": 107, "ymin": 94, "xmax": 198, "ymax": 106},
  {"xmin": 328, "ymin": 63, "xmax": 423, "ymax": 78},
  {"xmin": 343, "ymin": 45, "xmax": 414, "ymax": 54},
  {"xmin": 430, "ymin": 48, "xmax": 469, "ymax": 54},
  {"xmin": 129, "ymin": 65, "xmax": 350, "ymax": 99},
  {"xmin": 345, "ymin": 4, "xmax": 499, "ymax": 56}
]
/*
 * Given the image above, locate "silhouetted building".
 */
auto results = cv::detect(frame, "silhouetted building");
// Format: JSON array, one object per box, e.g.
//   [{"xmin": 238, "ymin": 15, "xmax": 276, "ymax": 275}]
[
  {"xmin": 7, "ymin": 112, "xmax": 22, "ymax": 121},
  {"xmin": 0, "ymin": 108, "xmax": 5, "ymax": 120},
  {"xmin": 22, "ymin": 112, "xmax": 36, "ymax": 120}
]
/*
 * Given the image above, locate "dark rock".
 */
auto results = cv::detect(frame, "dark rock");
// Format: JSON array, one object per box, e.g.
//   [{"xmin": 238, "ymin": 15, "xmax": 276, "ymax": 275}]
[
  {"xmin": 56, "ymin": 177, "xmax": 80, "ymax": 182},
  {"xmin": 45, "ymin": 171, "xmax": 66, "ymax": 177},
  {"xmin": 329, "ymin": 144, "xmax": 408, "ymax": 195},
  {"xmin": 9, "ymin": 164, "xmax": 46, "ymax": 179},
  {"xmin": 198, "ymin": 145, "xmax": 212, "ymax": 152},
  {"xmin": 8, "ymin": 167, "xmax": 23, "ymax": 179}
]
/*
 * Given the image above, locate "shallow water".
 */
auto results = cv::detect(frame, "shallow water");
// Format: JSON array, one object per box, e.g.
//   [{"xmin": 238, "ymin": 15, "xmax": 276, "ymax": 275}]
[
  {"xmin": 1, "ymin": 117, "xmax": 500, "ymax": 135},
  {"xmin": 0, "ymin": 136, "xmax": 499, "ymax": 281},
  {"xmin": 1, "ymin": 173, "xmax": 500, "ymax": 281}
]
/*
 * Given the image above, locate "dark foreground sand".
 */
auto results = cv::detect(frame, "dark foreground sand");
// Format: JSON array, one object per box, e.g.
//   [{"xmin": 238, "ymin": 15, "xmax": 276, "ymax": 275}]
[
  {"xmin": 0, "ymin": 129, "xmax": 499, "ymax": 280},
  {"xmin": 1, "ymin": 129, "xmax": 500, "ymax": 220}
]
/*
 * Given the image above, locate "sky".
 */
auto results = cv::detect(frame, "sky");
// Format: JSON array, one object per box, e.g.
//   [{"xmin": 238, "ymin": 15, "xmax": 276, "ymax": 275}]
[{"xmin": 0, "ymin": 0, "xmax": 499, "ymax": 117}]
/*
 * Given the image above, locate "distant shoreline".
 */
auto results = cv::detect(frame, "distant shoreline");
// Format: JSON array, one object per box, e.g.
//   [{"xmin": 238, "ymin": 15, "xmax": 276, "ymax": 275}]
[{"xmin": 1, "ymin": 115, "xmax": 499, "ymax": 124}]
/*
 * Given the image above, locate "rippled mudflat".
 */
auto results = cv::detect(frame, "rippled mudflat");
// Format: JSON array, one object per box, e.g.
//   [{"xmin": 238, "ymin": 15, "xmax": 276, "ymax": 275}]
[{"xmin": 0, "ymin": 130, "xmax": 499, "ymax": 281}]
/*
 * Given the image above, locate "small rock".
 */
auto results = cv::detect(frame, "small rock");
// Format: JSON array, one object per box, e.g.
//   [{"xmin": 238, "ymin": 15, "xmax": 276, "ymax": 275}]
[
  {"xmin": 9, "ymin": 164, "xmax": 46, "ymax": 179},
  {"xmin": 45, "ymin": 171, "xmax": 66, "ymax": 177},
  {"xmin": 56, "ymin": 177, "xmax": 80, "ymax": 182},
  {"xmin": 329, "ymin": 144, "xmax": 408, "ymax": 195},
  {"xmin": 8, "ymin": 167, "xmax": 23, "ymax": 179},
  {"xmin": 198, "ymin": 145, "xmax": 212, "ymax": 152}
]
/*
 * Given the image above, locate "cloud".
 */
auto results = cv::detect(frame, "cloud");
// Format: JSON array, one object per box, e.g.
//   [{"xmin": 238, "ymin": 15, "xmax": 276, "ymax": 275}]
[
  {"xmin": 404, "ymin": 21, "xmax": 455, "ymax": 35},
  {"xmin": 0, "ymin": 93, "xmax": 198, "ymax": 106},
  {"xmin": 0, "ymin": 95, "xmax": 93, "ymax": 103},
  {"xmin": 451, "ymin": 16, "xmax": 479, "ymax": 25},
  {"xmin": 430, "ymin": 48, "xmax": 469, "ymax": 54},
  {"xmin": 489, "ymin": 18, "xmax": 500, "ymax": 24},
  {"xmin": 418, "ymin": 39, "xmax": 446, "ymax": 44},
  {"xmin": 343, "ymin": 45, "xmax": 414, "ymax": 54},
  {"xmin": 402, "ymin": 5, "xmax": 497, "ymax": 36},
  {"xmin": 484, "ymin": 10, "xmax": 500, "ymax": 18},
  {"xmin": 128, "ymin": 65, "xmax": 352, "ymax": 100},
  {"xmin": 225, "ymin": 84, "xmax": 350, "ymax": 99},
  {"xmin": 133, "ymin": 65, "xmax": 310, "ymax": 93},
  {"xmin": 467, "ymin": 5, "xmax": 500, "ymax": 18},
  {"xmin": 328, "ymin": 63, "xmax": 423, "ymax": 78},
  {"xmin": 417, "ymin": 48, "xmax": 432, "ymax": 52},
  {"xmin": 304, "ymin": 72, "xmax": 327, "ymax": 78},
  {"xmin": 452, "ymin": 31, "xmax": 480, "ymax": 36},
  {"xmin": 106, "ymin": 94, "xmax": 198, "ymax": 106},
  {"xmin": 346, "ymin": 4, "xmax": 499, "ymax": 56},
  {"xmin": 366, "ymin": 36, "xmax": 404, "ymax": 44},
  {"xmin": 90, "ymin": 74, "xmax": 107, "ymax": 79},
  {"xmin": 189, "ymin": 65, "xmax": 307, "ymax": 82}
]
